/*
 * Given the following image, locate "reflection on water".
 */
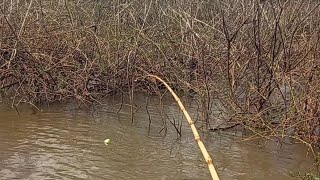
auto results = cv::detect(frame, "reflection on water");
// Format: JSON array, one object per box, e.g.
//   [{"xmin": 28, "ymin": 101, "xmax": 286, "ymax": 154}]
[{"xmin": 0, "ymin": 94, "xmax": 315, "ymax": 180}]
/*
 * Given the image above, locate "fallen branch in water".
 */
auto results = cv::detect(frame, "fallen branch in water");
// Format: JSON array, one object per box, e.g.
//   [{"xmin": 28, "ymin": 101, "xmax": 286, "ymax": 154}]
[
  {"xmin": 210, "ymin": 122, "xmax": 241, "ymax": 132},
  {"xmin": 145, "ymin": 73, "xmax": 220, "ymax": 180}
]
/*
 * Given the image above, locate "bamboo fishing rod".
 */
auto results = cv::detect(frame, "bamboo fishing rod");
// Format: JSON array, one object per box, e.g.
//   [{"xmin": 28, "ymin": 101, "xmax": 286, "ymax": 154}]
[{"xmin": 145, "ymin": 73, "xmax": 220, "ymax": 180}]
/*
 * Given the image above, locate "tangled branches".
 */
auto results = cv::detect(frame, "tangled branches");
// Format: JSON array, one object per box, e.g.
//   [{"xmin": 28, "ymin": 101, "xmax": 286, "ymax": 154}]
[{"xmin": 0, "ymin": 0, "xmax": 319, "ymax": 150}]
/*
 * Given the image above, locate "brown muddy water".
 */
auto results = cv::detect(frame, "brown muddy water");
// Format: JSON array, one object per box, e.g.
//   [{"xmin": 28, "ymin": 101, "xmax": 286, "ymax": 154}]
[{"xmin": 0, "ymin": 94, "xmax": 316, "ymax": 180}]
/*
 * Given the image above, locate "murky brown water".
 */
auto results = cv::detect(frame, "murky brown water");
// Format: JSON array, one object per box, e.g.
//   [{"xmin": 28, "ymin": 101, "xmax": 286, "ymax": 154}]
[{"xmin": 0, "ymin": 94, "xmax": 316, "ymax": 179}]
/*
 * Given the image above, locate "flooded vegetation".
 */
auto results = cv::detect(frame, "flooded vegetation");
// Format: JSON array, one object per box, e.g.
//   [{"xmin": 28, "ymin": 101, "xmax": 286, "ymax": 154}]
[
  {"xmin": 0, "ymin": 95, "xmax": 317, "ymax": 179},
  {"xmin": 0, "ymin": 0, "xmax": 320, "ymax": 179}
]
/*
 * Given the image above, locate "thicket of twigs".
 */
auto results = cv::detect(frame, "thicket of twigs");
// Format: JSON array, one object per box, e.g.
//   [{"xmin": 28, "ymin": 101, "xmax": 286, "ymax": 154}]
[{"xmin": 0, "ymin": 0, "xmax": 319, "ymax": 151}]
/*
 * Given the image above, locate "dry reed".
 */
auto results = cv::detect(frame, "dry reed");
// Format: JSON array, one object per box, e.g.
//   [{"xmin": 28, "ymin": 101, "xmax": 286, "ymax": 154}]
[{"xmin": 146, "ymin": 73, "xmax": 219, "ymax": 180}]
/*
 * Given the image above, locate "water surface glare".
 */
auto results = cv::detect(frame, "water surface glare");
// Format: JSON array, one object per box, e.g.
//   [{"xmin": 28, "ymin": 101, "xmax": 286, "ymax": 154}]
[{"xmin": 0, "ymin": 95, "xmax": 315, "ymax": 179}]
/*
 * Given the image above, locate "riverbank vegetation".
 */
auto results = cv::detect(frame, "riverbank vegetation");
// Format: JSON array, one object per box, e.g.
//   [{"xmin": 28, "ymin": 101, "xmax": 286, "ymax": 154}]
[{"xmin": 0, "ymin": 0, "xmax": 319, "ymax": 157}]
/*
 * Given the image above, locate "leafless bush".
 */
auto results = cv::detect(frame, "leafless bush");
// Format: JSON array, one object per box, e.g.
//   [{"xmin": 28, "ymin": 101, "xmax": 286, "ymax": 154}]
[{"xmin": 0, "ymin": 0, "xmax": 319, "ymax": 149}]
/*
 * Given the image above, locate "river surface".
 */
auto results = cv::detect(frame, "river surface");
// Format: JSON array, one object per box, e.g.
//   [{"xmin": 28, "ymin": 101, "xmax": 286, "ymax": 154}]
[{"xmin": 0, "ymin": 94, "xmax": 316, "ymax": 180}]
